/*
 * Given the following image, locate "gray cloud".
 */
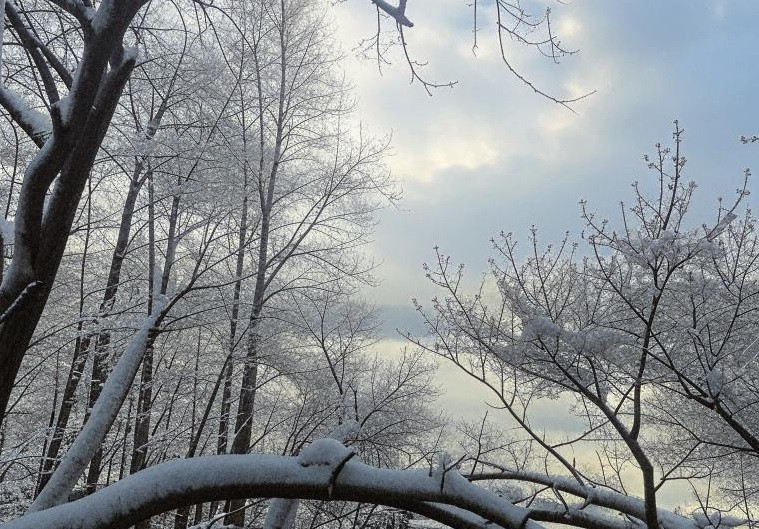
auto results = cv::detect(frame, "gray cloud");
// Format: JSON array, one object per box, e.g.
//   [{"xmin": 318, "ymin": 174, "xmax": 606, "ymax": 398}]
[
  {"xmin": 339, "ymin": 3, "xmax": 759, "ymax": 456},
  {"xmin": 334, "ymin": 1, "xmax": 759, "ymax": 308}
]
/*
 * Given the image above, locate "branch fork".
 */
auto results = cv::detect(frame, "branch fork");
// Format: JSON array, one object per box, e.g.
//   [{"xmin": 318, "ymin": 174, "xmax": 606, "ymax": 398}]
[{"xmin": 371, "ymin": 0, "xmax": 413, "ymax": 28}]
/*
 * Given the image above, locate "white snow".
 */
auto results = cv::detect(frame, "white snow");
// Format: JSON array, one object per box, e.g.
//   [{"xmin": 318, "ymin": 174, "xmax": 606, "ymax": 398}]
[
  {"xmin": 4, "ymin": 453, "xmax": 545, "ymax": 529},
  {"xmin": 297, "ymin": 438, "xmax": 354, "ymax": 468},
  {"xmin": 707, "ymin": 212, "xmax": 737, "ymax": 241},
  {"xmin": 29, "ymin": 307, "xmax": 164, "ymax": 512},
  {"xmin": 0, "ymin": 88, "xmax": 52, "ymax": 139},
  {"xmin": 692, "ymin": 511, "xmax": 746, "ymax": 529}
]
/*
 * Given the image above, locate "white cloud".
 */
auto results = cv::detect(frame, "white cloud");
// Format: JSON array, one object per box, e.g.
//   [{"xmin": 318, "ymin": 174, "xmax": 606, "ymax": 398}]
[
  {"xmin": 714, "ymin": 1, "xmax": 726, "ymax": 21},
  {"xmin": 557, "ymin": 14, "xmax": 583, "ymax": 40},
  {"xmin": 393, "ymin": 121, "xmax": 499, "ymax": 183}
]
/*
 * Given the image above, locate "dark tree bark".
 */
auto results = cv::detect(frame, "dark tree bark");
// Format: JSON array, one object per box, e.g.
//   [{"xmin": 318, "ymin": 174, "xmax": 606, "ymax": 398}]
[{"xmin": 0, "ymin": 0, "xmax": 146, "ymax": 425}]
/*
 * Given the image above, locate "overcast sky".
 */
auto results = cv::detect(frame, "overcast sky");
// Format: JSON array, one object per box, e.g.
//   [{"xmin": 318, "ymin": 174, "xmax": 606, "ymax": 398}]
[
  {"xmin": 333, "ymin": 0, "xmax": 759, "ymax": 315},
  {"xmin": 331, "ymin": 1, "xmax": 759, "ymax": 498}
]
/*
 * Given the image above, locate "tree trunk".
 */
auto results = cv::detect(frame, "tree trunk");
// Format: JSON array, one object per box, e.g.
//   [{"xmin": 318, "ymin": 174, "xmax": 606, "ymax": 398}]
[
  {"xmin": 0, "ymin": 7, "xmax": 142, "ymax": 425},
  {"xmin": 225, "ymin": 316, "xmax": 261, "ymax": 527},
  {"xmin": 224, "ymin": 11, "xmax": 288, "ymax": 522},
  {"xmin": 216, "ymin": 185, "xmax": 249, "ymax": 463},
  {"xmin": 36, "ymin": 334, "xmax": 90, "ymax": 495},
  {"xmin": 37, "ymin": 172, "xmax": 140, "ymax": 496},
  {"xmin": 28, "ymin": 309, "xmax": 163, "ymax": 512},
  {"xmin": 129, "ymin": 330, "xmax": 157, "ymax": 475}
]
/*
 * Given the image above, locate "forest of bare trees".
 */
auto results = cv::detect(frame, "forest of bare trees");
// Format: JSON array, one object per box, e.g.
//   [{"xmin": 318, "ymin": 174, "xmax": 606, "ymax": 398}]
[{"xmin": 0, "ymin": 1, "xmax": 757, "ymax": 529}]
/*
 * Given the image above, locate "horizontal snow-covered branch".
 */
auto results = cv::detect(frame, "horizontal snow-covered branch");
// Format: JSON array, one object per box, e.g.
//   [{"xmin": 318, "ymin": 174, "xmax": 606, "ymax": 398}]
[
  {"xmin": 470, "ymin": 470, "xmax": 697, "ymax": 529},
  {"xmin": 7, "ymin": 442, "xmax": 544, "ymax": 529}
]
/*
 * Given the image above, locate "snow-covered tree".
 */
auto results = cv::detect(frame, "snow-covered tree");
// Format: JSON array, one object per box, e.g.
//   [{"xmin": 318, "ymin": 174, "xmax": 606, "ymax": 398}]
[
  {"xmin": 0, "ymin": 1, "xmax": 594, "ymax": 529},
  {"xmin": 412, "ymin": 124, "xmax": 759, "ymax": 529}
]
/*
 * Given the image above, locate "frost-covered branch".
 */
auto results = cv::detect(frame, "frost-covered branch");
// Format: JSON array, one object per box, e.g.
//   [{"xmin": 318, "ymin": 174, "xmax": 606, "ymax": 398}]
[
  {"xmin": 469, "ymin": 469, "xmax": 698, "ymax": 529},
  {"xmin": 371, "ymin": 0, "xmax": 413, "ymax": 27},
  {"xmin": 263, "ymin": 421, "xmax": 359, "ymax": 529},
  {"xmin": 7, "ymin": 442, "xmax": 544, "ymax": 529},
  {"xmin": 0, "ymin": 0, "xmax": 145, "ymax": 422},
  {"xmin": 417, "ymin": 127, "xmax": 759, "ymax": 529},
  {"xmin": 43, "ymin": 0, "xmax": 94, "ymax": 27}
]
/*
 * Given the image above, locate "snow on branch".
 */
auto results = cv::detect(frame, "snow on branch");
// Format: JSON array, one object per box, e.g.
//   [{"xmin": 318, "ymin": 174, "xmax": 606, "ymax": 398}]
[
  {"xmin": 0, "ymin": 280, "xmax": 43, "ymax": 323},
  {"xmin": 43, "ymin": 0, "xmax": 94, "ymax": 27},
  {"xmin": 371, "ymin": 0, "xmax": 413, "ymax": 27},
  {"xmin": 264, "ymin": 421, "xmax": 361, "ymax": 529},
  {"xmin": 0, "ymin": 88, "xmax": 52, "ymax": 147},
  {"xmin": 470, "ymin": 469, "xmax": 699, "ymax": 529},
  {"xmin": 8, "ymin": 449, "xmax": 544, "ymax": 529},
  {"xmin": 29, "ymin": 307, "xmax": 165, "ymax": 512}
]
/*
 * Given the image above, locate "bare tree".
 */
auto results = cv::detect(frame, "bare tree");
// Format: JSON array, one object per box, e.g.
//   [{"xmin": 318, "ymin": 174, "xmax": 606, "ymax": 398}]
[
  {"xmin": 368, "ymin": 0, "xmax": 592, "ymax": 104},
  {"xmin": 206, "ymin": 2, "xmax": 398, "ymax": 524}
]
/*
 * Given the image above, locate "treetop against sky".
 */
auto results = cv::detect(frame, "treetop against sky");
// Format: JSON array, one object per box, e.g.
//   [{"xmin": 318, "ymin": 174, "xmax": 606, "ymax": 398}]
[{"xmin": 335, "ymin": 0, "xmax": 759, "ymax": 308}]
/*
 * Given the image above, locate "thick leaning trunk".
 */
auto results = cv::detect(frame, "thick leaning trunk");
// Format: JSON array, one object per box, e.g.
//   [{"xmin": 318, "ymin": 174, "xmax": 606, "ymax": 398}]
[
  {"xmin": 0, "ymin": 291, "xmax": 49, "ymax": 419},
  {"xmin": 29, "ymin": 308, "xmax": 164, "ymax": 512},
  {"xmin": 0, "ymin": 0, "xmax": 148, "ymax": 424},
  {"xmin": 262, "ymin": 421, "xmax": 358, "ymax": 529},
  {"xmin": 37, "ymin": 174, "xmax": 143, "ymax": 496},
  {"xmin": 82, "ymin": 174, "xmax": 145, "ymax": 492},
  {"xmin": 80, "ymin": 80, "xmax": 172, "ymax": 492},
  {"xmin": 8, "ymin": 449, "xmax": 553, "ymax": 529}
]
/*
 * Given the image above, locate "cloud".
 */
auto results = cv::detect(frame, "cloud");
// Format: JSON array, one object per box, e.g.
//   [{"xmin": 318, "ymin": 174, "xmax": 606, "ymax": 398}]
[{"xmin": 338, "ymin": 4, "xmax": 759, "ymax": 440}]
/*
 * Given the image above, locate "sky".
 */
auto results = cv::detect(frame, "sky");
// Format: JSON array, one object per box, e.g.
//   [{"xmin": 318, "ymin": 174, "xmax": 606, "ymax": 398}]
[
  {"xmin": 333, "ymin": 0, "xmax": 759, "ymax": 309},
  {"xmin": 330, "ymin": 0, "xmax": 759, "ymax": 503}
]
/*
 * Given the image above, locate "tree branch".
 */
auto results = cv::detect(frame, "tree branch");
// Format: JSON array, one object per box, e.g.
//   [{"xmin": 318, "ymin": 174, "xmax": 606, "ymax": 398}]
[
  {"xmin": 371, "ymin": 0, "xmax": 413, "ymax": 27},
  {"xmin": 10, "ymin": 450, "xmax": 545, "ymax": 529}
]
